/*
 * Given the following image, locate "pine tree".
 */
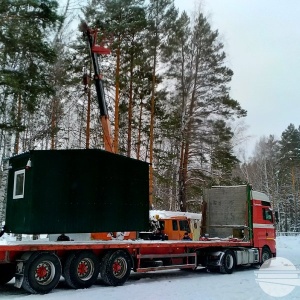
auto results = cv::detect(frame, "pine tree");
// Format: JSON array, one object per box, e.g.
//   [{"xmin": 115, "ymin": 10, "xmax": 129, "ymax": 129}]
[
  {"xmin": 151, "ymin": 11, "xmax": 190, "ymax": 210},
  {"xmin": 0, "ymin": 0, "xmax": 62, "ymax": 153},
  {"xmin": 146, "ymin": 0, "xmax": 178, "ymax": 208},
  {"xmin": 89, "ymin": 0, "xmax": 147, "ymax": 154},
  {"xmin": 163, "ymin": 11, "xmax": 246, "ymax": 211},
  {"xmin": 235, "ymin": 126, "xmax": 300, "ymax": 232},
  {"xmin": 122, "ymin": 10, "xmax": 147, "ymax": 157},
  {"xmin": 209, "ymin": 120, "xmax": 240, "ymax": 185},
  {"xmin": 0, "ymin": 0, "xmax": 62, "ymax": 231},
  {"xmin": 278, "ymin": 124, "xmax": 300, "ymax": 230}
]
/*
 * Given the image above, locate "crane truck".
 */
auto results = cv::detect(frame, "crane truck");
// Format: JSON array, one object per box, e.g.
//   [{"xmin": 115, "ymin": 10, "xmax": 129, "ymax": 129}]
[{"xmin": 0, "ymin": 23, "xmax": 276, "ymax": 295}]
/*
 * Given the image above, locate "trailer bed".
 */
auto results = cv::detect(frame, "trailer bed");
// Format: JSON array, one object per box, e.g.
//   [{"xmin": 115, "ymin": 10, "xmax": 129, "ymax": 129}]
[{"xmin": 0, "ymin": 238, "xmax": 252, "ymax": 258}]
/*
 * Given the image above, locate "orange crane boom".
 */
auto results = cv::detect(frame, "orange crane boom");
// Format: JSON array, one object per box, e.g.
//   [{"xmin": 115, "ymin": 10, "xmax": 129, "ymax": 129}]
[{"xmin": 80, "ymin": 21, "xmax": 114, "ymax": 153}]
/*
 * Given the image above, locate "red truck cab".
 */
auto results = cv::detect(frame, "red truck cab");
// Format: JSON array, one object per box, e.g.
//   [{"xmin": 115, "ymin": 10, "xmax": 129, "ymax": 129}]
[{"xmin": 251, "ymin": 190, "xmax": 276, "ymax": 259}]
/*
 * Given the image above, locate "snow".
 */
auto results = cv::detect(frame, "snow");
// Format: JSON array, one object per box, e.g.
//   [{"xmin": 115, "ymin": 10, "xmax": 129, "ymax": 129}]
[
  {"xmin": 150, "ymin": 210, "xmax": 201, "ymax": 220},
  {"xmin": 251, "ymin": 190, "xmax": 270, "ymax": 202},
  {"xmin": 1, "ymin": 236, "xmax": 300, "ymax": 299}
]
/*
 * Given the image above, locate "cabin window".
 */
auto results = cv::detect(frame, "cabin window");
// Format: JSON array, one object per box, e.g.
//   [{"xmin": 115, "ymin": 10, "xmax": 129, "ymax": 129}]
[
  {"xmin": 159, "ymin": 220, "xmax": 165, "ymax": 230},
  {"xmin": 263, "ymin": 208, "xmax": 273, "ymax": 222},
  {"xmin": 179, "ymin": 220, "xmax": 190, "ymax": 233},
  {"xmin": 261, "ymin": 201, "xmax": 271, "ymax": 206},
  {"xmin": 172, "ymin": 220, "xmax": 178, "ymax": 231},
  {"xmin": 13, "ymin": 169, "xmax": 25, "ymax": 199}
]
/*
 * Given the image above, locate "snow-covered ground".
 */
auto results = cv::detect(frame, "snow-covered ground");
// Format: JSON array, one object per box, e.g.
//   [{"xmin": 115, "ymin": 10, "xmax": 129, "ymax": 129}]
[{"xmin": 0, "ymin": 236, "xmax": 300, "ymax": 300}]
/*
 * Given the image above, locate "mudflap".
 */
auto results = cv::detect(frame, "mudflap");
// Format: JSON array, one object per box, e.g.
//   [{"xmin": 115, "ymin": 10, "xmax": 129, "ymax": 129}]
[{"xmin": 14, "ymin": 261, "xmax": 24, "ymax": 289}]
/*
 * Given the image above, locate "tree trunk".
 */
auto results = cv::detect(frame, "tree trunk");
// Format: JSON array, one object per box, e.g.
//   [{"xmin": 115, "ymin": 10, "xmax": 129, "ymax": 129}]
[
  {"xmin": 0, "ymin": 132, "xmax": 12, "ymax": 225},
  {"xmin": 178, "ymin": 140, "xmax": 185, "ymax": 211},
  {"xmin": 14, "ymin": 94, "xmax": 22, "ymax": 155},
  {"xmin": 177, "ymin": 49, "xmax": 199, "ymax": 211},
  {"xmin": 51, "ymin": 97, "xmax": 57, "ymax": 150},
  {"xmin": 127, "ymin": 51, "xmax": 134, "ymax": 157},
  {"xmin": 149, "ymin": 51, "xmax": 156, "ymax": 209},
  {"xmin": 114, "ymin": 44, "xmax": 121, "ymax": 153},
  {"xmin": 177, "ymin": 45, "xmax": 188, "ymax": 211},
  {"xmin": 86, "ymin": 66, "xmax": 92, "ymax": 149},
  {"xmin": 136, "ymin": 96, "xmax": 143, "ymax": 160}
]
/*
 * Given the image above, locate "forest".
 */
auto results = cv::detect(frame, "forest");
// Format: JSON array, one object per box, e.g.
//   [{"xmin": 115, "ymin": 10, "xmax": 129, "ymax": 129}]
[{"xmin": 0, "ymin": 0, "xmax": 298, "ymax": 232}]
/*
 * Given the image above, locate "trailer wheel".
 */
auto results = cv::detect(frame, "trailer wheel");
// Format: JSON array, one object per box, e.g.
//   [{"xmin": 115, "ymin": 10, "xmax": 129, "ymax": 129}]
[
  {"xmin": 220, "ymin": 250, "xmax": 236, "ymax": 274},
  {"xmin": 261, "ymin": 247, "xmax": 272, "ymax": 266},
  {"xmin": 0, "ymin": 264, "xmax": 15, "ymax": 285},
  {"xmin": 63, "ymin": 251, "xmax": 100, "ymax": 289},
  {"xmin": 100, "ymin": 250, "xmax": 132, "ymax": 286},
  {"xmin": 22, "ymin": 252, "xmax": 61, "ymax": 294}
]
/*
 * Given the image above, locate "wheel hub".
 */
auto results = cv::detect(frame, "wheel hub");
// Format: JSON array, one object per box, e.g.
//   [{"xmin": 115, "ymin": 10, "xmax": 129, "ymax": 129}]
[
  {"xmin": 112, "ymin": 258, "xmax": 127, "ymax": 278},
  {"xmin": 78, "ymin": 262, "xmax": 88, "ymax": 276},
  {"xmin": 36, "ymin": 265, "xmax": 48, "ymax": 279},
  {"xmin": 77, "ymin": 258, "xmax": 94, "ymax": 281},
  {"xmin": 34, "ymin": 261, "xmax": 55, "ymax": 285},
  {"xmin": 113, "ymin": 261, "xmax": 122, "ymax": 273}
]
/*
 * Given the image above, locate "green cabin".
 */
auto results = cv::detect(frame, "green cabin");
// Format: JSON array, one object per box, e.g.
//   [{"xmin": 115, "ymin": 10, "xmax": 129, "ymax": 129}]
[{"xmin": 5, "ymin": 149, "xmax": 149, "ymax": 234}]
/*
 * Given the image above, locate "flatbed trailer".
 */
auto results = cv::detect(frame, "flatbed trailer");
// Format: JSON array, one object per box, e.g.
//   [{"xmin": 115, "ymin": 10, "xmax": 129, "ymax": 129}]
[
  {"xmin": 0, "ymin": 235, "xmax": 267, "ymax": 294},
  {"xmin": 0, "ymin": 185, "xmax": 276, "ymax": 294}
]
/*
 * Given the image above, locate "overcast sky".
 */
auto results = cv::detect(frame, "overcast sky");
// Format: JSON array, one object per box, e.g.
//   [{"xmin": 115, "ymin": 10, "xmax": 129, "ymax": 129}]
[{"xmin": 175, "ymin": 0, "xmax": 300, "ymax": 157}]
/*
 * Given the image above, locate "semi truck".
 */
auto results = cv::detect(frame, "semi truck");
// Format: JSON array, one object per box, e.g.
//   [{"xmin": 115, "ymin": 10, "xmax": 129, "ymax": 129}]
[
  {"xmin": 0, "ymin": 24, "xmax": 276, "ymax": 295},
  {"xmin": 0, "ymin": 184, "xmax": 276, "ymax": 294}
]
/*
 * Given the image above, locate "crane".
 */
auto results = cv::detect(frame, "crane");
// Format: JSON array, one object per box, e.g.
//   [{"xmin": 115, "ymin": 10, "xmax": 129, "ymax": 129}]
[
  {"xmin": 80, "ymin": 22, "xmax": 137, "ymax": 240},
  {"xmin": 80, "ymin": 21, "xmax": 114, "ymax": 153}
]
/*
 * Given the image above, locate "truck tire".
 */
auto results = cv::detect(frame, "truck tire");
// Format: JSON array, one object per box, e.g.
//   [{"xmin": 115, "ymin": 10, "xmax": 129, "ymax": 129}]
[
  {"xmin": 220, "ymin": 250, "xmax": 236, "ymax": 274},
  {"xmin": 63, "ymin": 251, "xmax": 100, "ymax": 289},
  {"xmin": 261, "ymin": 247, "xmax": 272, "ymax": 266},
  {"xmin": 100, "ymin": 250, "xmax": 132, "ymax": 286},
  {"xmin": 22, "ymin": 252, "xmax": 62, "ymax": 294},
  {"xmin": 0, "ymin": 264, "xmax": 15, "ymax": 285}
]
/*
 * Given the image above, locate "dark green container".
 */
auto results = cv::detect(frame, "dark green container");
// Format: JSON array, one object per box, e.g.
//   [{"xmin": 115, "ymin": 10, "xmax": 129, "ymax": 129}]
[{"xmin": 5, "ymin": 149, "xmax": 149, "ymax": 234}]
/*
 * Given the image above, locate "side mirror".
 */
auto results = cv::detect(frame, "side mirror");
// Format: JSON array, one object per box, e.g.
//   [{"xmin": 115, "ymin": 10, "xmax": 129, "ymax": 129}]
[{"xmin": 275, "ymin": 211, "xmax": 279, "ymax": 224}]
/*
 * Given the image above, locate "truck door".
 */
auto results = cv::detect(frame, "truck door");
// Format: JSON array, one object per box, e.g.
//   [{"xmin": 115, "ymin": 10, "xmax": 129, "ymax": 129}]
[
  {"xmin": 252, "ymin": 199, "xmax": 276, "ymax": 249},
  {"xmin": 262, "ymin": 207, "xmax": 276, "ymax": 240},
  {"xmin": 171, "ymin": 220, "xmax": 180, "ymax": 240},
  {"xmin": 178, "ymin": 219, "xmax": 190, "ymax": 239}
]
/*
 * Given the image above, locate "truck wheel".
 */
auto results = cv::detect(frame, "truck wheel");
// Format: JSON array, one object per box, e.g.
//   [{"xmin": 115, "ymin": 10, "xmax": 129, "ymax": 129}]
[
  {"xmin": 63, "ymin": 251, "xmax": 100, "ymax": 289},
  {"xmin": 100, "ymin": 250, "xmax": 132, "ymax": 286},
  {"xmin": 22, "ymin": 252, "xmax": 62, "ymax": 294},
  {"xmin": 261, "ymin": 247, "xmax": 272, "ymax": 266},
  {"xmin": 0, "ymin": 264, "xmax": 15, "ymax": 285},
  {"xmin": 220, "ymin": 250, "xmax": 236, "ymax": 274}
]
